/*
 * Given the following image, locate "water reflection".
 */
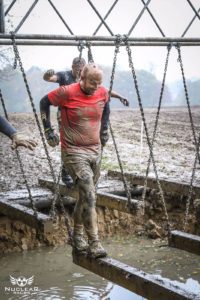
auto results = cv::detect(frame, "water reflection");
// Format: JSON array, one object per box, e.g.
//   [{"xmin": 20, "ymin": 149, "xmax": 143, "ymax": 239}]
[{"xmin": 0, "ymin": 236, "xmax": 199, "ymax": 300}]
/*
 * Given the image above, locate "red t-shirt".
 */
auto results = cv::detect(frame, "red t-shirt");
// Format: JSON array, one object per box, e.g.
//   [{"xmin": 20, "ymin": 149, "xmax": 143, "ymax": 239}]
[{"xmin": 48, "ymin": 83, "xmax": 109, "ymax": 154}]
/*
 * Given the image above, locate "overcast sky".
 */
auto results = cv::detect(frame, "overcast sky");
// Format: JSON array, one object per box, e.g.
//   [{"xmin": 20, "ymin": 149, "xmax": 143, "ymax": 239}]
[{"xmin": 3, "ymin": 0, "xmax": 200, "ymax": 82}]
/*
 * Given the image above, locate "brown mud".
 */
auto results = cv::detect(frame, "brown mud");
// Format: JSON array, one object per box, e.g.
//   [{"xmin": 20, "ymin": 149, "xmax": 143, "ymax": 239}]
[{"xmin": 0, "ymin": 107, "xmax": 200, "ymax": 254}]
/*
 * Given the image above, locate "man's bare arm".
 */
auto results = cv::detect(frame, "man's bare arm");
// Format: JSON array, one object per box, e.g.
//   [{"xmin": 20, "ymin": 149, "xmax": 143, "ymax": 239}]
[{"xmin": 110, "ymin": 90, "xmax": 129, "ymax": 106}]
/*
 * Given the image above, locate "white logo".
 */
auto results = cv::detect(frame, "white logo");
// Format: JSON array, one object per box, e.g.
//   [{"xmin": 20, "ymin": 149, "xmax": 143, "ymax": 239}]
[
  {"xmin": 10, "ymin": 275, "xmax": 34, "ymax": 287},
  {"xmin": 4, "ymin": 275, "xmax": 39, "ymax": 295}
]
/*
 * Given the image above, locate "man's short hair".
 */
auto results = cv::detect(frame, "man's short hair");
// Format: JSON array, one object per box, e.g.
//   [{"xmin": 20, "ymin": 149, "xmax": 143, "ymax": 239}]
[{"xmin": 72, "ymin": 57, "xmax": 86, "ymax": 66}]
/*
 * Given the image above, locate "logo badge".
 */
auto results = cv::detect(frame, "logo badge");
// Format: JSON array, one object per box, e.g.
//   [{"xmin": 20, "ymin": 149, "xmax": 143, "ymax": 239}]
[{"xmin": 10, "ymin": 275, "xmax": 34, "ymax": 287}]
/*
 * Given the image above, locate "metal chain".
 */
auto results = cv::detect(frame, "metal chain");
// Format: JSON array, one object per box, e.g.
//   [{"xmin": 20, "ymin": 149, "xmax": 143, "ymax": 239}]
[
  {"xmin": 10, "ymin": 32, "xmax": 74, "ymax": 239},
  {"xmin": 125, "ymin": 38, "xmax": 171, "ymax": 236},
  {"xmin": 141, "ymin": 44, "xmax": 172, "ymax": 214},
  {"xmin": 10, "ymin": 32, "xmax": 60, "ymax": 219},
  {"xmin": 108, "ymin": 35, "xmax": 132, "ymax": 207},
  {"xmin": 53, "ymin": 165, "xmax": 73, "ymax": 244},
  {"xmin": 183, "ymin": 135, "xmax": 199, "ymax": 231},
  {"xmin": 86, "ymin": 42, "xmax": 94, "ymax": 63},
  {"xmin": 175, "ymin": 44, "xmax": 200, "ymax": 232},
  {"xmin": 175, "ymin": 44, "xmax": 200, "ymax": 164},
  {"xmin": 0, "ymin": 88, "xmax": 38, "ymax": 219},
  {"xmin": 78, "ymin": 41, "xmax": 85, "ymax": 60}
]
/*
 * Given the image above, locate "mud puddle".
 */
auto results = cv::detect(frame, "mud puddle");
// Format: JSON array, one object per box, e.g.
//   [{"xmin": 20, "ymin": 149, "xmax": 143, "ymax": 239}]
[{"xmin": 0, "ymin": 236, "xmax": 199, "ymax": 299}]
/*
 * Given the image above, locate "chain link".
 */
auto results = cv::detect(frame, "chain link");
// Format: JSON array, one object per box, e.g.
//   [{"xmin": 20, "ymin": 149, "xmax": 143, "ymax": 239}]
[
  {"xmin": 125, "ymin": 38, "xmax": 171, "ymax": 236},
  {"xmin": 108, "ymin": 35, "xmax": 132, "ymax": 208},
  {"xmin": 0, "ymin": 88, "xmax": 38, "ymax": 219},
  {"xmin": 86, "ymin": 42, "xmax": 94, "ymax": 63},
  {"xmin": 175, "ymin": 43, "xmax": 200, "ymax": 231},
  {"xmin": 175, "ymin": 44, "xmax": 200, "ymax": 164},
  {"xmin": 11, "ymin": 33, "xmax": 71, "ymax": 238},
  {"xmin": 183, "ymin": 135, "xmax": 199, "ymax": 231},
  {"xmin": 141, "ymin": 44, "xmax": 172, "ymax": 214},
  {"xmin": 78, "ymin": 41, "xmax": 85, "ymax": 60}
]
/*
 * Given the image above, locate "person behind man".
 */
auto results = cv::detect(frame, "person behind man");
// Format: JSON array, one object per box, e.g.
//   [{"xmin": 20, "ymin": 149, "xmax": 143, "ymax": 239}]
[
  {"xmin": 43, "ymin": 57, "xmax": 129, "ymax": 187},
  {"xmin": 40, "ymin": 63, "xmax": 126, "ymax": 258},
  {"xmin": 0, "ymin": 115, "xmax": 37, "ymax": 150}
]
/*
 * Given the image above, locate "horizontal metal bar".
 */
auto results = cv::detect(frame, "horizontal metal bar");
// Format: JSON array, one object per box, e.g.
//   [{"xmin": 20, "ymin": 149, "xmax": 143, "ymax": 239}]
[
  {"xmin": 1, "ymin": 39, "xmax": 200, "ymax": 46},
  {"xmin": 1, "ymin": 33, "xmax": 200, "ymax": 43}
]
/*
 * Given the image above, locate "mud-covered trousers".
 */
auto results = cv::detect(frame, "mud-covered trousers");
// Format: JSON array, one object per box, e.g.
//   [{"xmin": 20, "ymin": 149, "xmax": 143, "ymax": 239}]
[{"xmin": 61, "ymin": 150, "xmax": 101, "ymax": 242}]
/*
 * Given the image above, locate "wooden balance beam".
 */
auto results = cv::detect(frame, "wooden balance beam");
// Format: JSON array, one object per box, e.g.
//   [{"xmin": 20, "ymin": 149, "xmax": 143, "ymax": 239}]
[
  {"xmin": 73, "ymin": 252, "xmax": 199, "ymax": 300},
  {"xmin": 107, "ymin": 171, "xmax": 200, "ymax": 256},
  {"xmin": 169, "ymin": 230, "xmax": 200, "ymax": 256},
  {"xmin": 108, "ymin": 170, "xmax": 200, "ymax": 198},
  {"xmin": 38, "ymin": 177, "xmax": 142, "ymax": 214},
  {"xmin": 0, "ymin": 188, "xmax": 76, "ymax": 209},
  {"xmin": 0, "ymin": 189, "xmax": 53, "ymax": 233}
]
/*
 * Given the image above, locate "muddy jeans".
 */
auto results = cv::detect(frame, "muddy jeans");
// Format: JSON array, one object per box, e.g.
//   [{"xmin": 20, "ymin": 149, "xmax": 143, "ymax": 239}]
[{"xmin": 62, "ymin": 150, "xmax": 101, "ymax": 242}]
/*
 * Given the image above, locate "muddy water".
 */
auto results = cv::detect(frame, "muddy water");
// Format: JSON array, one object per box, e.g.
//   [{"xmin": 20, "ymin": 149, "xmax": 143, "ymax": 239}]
[{"xmin": 0, "ymin": 236, "xmax": 200, "ymax": 300}]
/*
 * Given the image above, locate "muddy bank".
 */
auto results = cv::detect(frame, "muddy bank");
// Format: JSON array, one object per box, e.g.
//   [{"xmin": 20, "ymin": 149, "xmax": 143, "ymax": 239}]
[{"xmin": 0, "ymin": 107, "xmax": 200, "ymax": 253}]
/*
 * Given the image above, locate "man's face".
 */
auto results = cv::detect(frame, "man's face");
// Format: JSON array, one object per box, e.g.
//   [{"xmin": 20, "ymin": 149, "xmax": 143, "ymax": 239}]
[
  {"xmin": 81, "ymin": 72, "xmax": 102, "ymax": 95},
  {"xmin": 72, "ymin": 63, "xmax": 85, "ymax": 80}
]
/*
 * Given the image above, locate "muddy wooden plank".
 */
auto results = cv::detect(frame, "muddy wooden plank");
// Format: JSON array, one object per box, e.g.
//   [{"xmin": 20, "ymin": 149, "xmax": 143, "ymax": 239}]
[
  {"xmin": 169, "ymin": 230, "xmax": 200, "ymax": 256},
  {"xmin": 0, "ymin": 197, "xmax": 53, "ymax": 233},
  {"xmin": 0, "ymin": 188, "xmax": 52, "ymax": 200},
  {"xmin": 97, "ymin": 191, "xmax": 141, "ymax": 213},
  {"xmin": 38, "ymin": 177, "xmax": 142, "ymax": 214},
  {"xmin": 108, "ymin": 170, "xmax": 200, "ymax": 198},
  {"xmin": 73, "ymin": 253, "xmax": 199, "ymax": 300},
  {"xmin": 0, "ymin": 188, "xmax": 76, "ymax": 209}
]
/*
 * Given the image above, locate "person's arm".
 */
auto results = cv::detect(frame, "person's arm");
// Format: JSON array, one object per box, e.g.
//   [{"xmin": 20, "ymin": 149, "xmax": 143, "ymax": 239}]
[
  {"xmin": 40, "ymin": 95, "xmax": 59, "ymax": 147},
  {"xmin": 110, "ymin": 90, "xmax": 129, "ymax": 106},
  {"xmin": 100, "ymin": 102, "xmax": 110, "ymax": 147},
  {"xmin": 43, "ymin": 69, "xmax": 58, "ymax": 83},
  {"xmin": 0, "ymin": 115, "xmax": 16, "ymax": 138},
  {"xmin": 0, "ymin": 116, "xmax": 37, "ymax": 150}
]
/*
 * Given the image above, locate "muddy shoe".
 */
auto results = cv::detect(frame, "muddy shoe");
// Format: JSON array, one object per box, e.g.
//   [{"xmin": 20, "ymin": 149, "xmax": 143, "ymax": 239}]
[
  {"xmin": 73, "ymin": 235, "xmax": 88, "ymax": 253},
  {"xmin": 88, "ymin": 240, "xmax": 107, "ymax": 258}
]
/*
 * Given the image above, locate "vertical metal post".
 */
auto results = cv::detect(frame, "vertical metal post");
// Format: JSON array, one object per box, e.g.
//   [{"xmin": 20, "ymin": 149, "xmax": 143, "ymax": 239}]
[{"xmin": 0, "ymin": 0, "xmax": 5, "ymax": 33}]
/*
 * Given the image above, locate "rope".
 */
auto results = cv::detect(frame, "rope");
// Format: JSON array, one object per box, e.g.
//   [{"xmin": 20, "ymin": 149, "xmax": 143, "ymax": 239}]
[
  {"xmin": 124, "ymin": 37, "xmax": 171, "ymax": 237},
  {"xmin": 0, "ymin": 88, "xmax": 38, "ymax": 219}
]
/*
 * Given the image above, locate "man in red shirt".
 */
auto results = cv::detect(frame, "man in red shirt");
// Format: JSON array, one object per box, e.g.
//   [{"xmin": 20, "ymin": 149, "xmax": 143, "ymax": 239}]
[{"xmin": 40, "ymin": 63, "xmax": 112, "ymax": 258}]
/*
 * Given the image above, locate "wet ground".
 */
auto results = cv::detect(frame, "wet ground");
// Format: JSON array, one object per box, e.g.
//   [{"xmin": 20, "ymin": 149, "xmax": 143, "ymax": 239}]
[
  {"xmin": 0, "ymin": 107, "xmax": 200, "ymax": 192},
  {"xmin": 0, "ymin": 236, "xmax": 200, "ymax": 300},
  {"xmin": 0, "ymin": 108, "xmax": 200, "ymax": 299}
]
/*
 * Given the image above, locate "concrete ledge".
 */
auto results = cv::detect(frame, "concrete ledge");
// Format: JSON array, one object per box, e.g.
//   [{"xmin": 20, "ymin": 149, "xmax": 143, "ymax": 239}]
[
  {"xmin": 73, "ymin": 252, "xmax": 199, "ymax": 300},
  {"xmin": 169, "ymin": 230, "xmax": 200, "ymax": 256}
]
